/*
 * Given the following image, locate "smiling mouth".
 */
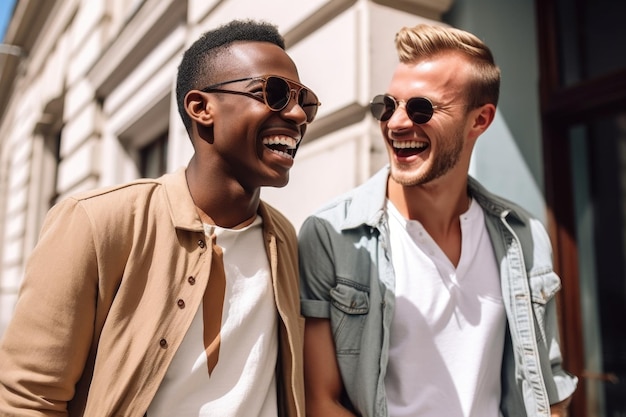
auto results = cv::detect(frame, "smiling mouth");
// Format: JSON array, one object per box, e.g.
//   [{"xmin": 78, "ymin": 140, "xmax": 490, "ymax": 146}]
[
  {"xmin": 263, "ymin": 135, "xmax": 299, "ymax": 159},
  {"xmin": 391, "ymin": 140, "xmax": 428, "ymax": 157}
]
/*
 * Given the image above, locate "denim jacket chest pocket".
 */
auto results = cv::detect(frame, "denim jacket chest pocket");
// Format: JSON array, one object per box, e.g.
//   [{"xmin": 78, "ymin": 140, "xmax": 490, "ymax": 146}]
[
  {"xmin": 529, "ymin": 270, "xmax": 561, "ymax": 342},
  {"xmin": 330, "ymin": 280, "xmax": 370, "ymax": 355}
]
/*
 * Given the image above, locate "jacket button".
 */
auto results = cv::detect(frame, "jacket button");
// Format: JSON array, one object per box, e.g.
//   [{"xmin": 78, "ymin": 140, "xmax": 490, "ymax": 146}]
[
  {"xmin": 177, "ymin": 299, "xmax": 185, "ymax": 309},
  {"xmin": 198, "ymin": 239, "xmax": 206, "ymax": 248},
  {"xmin": 159, "ymin": 338, "xmax": 168, "ymax": 348},
  {"xmin": 188, "ymin": 276, "xmax": 196, "ymax": 285}
]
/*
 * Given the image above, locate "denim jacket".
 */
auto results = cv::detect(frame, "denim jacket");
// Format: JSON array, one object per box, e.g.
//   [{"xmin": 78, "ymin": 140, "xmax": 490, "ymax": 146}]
[{"xmin": 299, "ymin": 166, "xmax": 577, "ymax": 417}]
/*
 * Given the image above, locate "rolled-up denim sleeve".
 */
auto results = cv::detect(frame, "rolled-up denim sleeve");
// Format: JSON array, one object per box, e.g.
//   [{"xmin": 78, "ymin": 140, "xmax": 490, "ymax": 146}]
[{"xmin": 298, "ymin": 215, "xmax": 337, "ymax": 319}]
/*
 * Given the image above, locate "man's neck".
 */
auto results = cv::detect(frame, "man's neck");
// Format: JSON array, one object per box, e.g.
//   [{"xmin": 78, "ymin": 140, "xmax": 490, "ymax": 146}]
[
  {"xmin": 387, "ymin": 176, "xmax": 470, "ymax": 266},
  {"xmin": 186, "ymin": 164, "xmax": 260, "ymax": 229}
]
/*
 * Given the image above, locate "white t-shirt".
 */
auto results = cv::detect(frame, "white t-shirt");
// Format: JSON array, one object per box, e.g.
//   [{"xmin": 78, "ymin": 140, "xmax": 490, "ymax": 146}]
[
  {"xmin": 147, "ymin": 216, "xmax": 278, "ymax": 417},
  {"xmin": 385, "ymin": 199, "xmax": 506, "ymax": 417}
]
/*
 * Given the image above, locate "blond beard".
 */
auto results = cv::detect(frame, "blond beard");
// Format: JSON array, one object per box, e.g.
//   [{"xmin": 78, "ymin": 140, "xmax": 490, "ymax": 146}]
[{"xmin": 389, "ymin": 129, "xmax": 464, "ymax": 186}]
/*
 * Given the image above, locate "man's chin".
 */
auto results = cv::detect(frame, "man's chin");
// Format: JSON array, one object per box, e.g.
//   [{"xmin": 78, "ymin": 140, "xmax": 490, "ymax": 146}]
[
  {"xmin": 263, "ymin": 175, "xmax": 290, "ymax": 189},
  {"xmin": 390, "ymin": 167, "xmax": 424, "ymax": 187}
]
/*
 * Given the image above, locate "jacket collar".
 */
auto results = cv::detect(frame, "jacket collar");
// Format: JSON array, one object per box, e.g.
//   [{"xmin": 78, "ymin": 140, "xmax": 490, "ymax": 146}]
[
  {"xmin": 160, "ymin": 167, "xmax": 282, "ymax": 240},
  {"xmin": 341, "ymin": 166, "xmax": 390, "ymax": 230},
  {"xmin": 340, "ymin": 165, "xmax": 526, "ymax": 230},
  {"xmin": 258, "ymin": 200, "xmax": 283, "ymax": 244},
  {"xmin": 161, "ymin": 168, "xmax": 203, "ymax": 232},
  {"xmin": 467, "ymin": 176, "xmax": 526, "ymax": 224}
]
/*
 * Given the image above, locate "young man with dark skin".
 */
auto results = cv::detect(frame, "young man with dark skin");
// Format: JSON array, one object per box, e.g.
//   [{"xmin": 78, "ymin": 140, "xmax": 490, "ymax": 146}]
[
  {"xmin": 0, "ymin": 19, "xmax": 319, "ymax": 416},
  {"xmin": 299, "ymin": 24, "xmax": 576, "ymax": 417}
]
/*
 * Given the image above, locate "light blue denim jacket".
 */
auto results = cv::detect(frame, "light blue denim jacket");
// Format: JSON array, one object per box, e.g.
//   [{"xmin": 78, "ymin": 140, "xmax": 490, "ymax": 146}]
[{"xmin": 299, "ymin": 166, "xmax": 577, "ymax": 417}]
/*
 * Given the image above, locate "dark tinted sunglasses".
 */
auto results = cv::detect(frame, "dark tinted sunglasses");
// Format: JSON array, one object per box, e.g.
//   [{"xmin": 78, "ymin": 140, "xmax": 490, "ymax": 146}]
[
  {"xmin": 201, "ymin": 75, "xmax": 321, "ymax": 123},
  {"xmin": 370, "ymin": 94, "xmax": 440, "ymax": 124}
]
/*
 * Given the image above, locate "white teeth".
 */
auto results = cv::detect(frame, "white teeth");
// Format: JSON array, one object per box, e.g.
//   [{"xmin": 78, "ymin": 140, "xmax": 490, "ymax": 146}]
[
  {"xmin": 392, "ymin": 140, "xmax": 427, "ymax": 149},
  {"xmin": 262, "ymin": 135, "xmax": 297, "ymax": 149}
]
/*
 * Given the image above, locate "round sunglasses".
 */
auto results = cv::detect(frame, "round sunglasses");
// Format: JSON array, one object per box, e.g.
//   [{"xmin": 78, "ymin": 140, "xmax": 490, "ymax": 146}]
[
  {"xmin": 201, "ymin": 75, "xmax": 321, "ymax": 123},
  {"xmin": 370, "ymin": 94, "xmax": 440, "ymax": 124}
]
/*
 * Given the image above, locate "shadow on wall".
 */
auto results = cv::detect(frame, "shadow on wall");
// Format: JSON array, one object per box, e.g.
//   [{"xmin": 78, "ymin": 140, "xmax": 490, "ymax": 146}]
[{"xmin": 470, "ymin": 111, "xmax": 546, "ymax": 225}]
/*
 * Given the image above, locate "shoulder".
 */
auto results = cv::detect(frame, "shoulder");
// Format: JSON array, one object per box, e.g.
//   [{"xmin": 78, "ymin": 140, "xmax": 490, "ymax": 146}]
[
  {"xmin": 468, "ymin": 176, "xmax": 537, "ymax": 223},
  {"xmin": 298, "ymin": 193, "xmax": 361, "ymax": 245},
  {"xmin": 469, "ymin": 177, "xmax": 555, "ymax": 265},
  {"xmin": 70, "ymin": 177, "xmax": 164, "ymax": 205},
  {"xmin": 48, "ymin": 173, "xmax": 182, "ymax": 232},
  {"xmin": 307, "ymin": 165, "xmax": 389, "ymax": 229}
]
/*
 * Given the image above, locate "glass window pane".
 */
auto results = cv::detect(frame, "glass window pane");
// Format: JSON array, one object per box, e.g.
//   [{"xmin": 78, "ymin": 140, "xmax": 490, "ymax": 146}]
[
  {"xmin": 556, "ymin": 0, "xmax": 626, "ymax": 86},
  {"xmin": 139, "ymin": 133, "xmax": 168, "ymax": 178},
  {"xmin": 569, "ymin": 113, "xmax": 626, "ymax": 416}
]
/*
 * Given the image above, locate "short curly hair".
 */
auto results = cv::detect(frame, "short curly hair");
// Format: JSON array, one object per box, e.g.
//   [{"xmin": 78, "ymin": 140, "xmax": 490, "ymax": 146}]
[{"xmin": 176, "ymin": 19, "xmax": 285, "ymax": 132}]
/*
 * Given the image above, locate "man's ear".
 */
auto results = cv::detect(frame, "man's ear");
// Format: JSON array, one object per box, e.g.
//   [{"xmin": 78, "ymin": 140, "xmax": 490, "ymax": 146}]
[
  {"xmin": 468, "ymin": 103, "xmax": 496, "ymax": 140},
  {"xmin": 185, "ymin": 90, "xmax": 214, "ymax": 126}
]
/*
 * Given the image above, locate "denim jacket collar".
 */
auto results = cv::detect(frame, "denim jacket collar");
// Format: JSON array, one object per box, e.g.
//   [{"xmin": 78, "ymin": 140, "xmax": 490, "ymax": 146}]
[
  {"xmin": 467, "ymin": 176, "xmax": 527, "ymax": 225},
  {"xmin": 340, "ymin": 166, "xmax": 390, "ymax": 231},
  {"xmin": 340, "ymin": 165, "xmax": 528, "ymax": 230}
]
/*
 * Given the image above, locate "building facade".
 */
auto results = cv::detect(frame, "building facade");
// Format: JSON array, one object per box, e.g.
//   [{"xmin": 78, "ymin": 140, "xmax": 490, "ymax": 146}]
[
  {"xmin": 0, "ymin": 0, "xmax": 457, "ymax": 332},
  {"xmin": 1, "ymin": 0, "xmax": 625, "ymax": 416}
]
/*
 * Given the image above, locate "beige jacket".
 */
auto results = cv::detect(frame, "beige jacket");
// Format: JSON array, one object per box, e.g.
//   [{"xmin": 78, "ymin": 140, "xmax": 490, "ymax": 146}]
[{"xmin": 0, "ymin": 168, "xmax": 305, "ymax": 417}]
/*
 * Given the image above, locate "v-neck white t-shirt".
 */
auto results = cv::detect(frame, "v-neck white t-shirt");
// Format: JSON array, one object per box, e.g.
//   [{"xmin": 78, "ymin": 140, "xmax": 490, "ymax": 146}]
[
  {"xmin": 385, "ymin": 199, "xmax": 506, "ymax": 417},
  {"xmin": 147, "ymin": 216, "xmax": 278, "ymax": 417}
]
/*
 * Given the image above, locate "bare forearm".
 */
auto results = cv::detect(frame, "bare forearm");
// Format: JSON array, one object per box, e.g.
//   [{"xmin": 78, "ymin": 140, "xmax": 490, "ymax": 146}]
[
  {"xmin": 306, "ymin": 400, "xmax": 358, "ymax": 417},
  {"xmin": 550, "ymin": 396, "xmax": 572, "ymax": 417},
  {"xmin": 304, "ymin": 318, "xmax": 358, "ymax": 417}
]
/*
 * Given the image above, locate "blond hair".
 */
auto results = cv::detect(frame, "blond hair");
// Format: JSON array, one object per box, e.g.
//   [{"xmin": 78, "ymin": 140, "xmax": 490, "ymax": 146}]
[{"xmin": 395, "ymin": 24, "xmax": 500, "ymax": 108}]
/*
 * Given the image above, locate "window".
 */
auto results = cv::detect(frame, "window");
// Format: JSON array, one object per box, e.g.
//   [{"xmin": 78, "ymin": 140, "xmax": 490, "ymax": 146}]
[
  {"xmin": 139, "ymin": 132, "xmax": 168, "ymax": 178},
  {"xmin": 537, "ymin": 0, "xmax": 626, "ymax": 415}
]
